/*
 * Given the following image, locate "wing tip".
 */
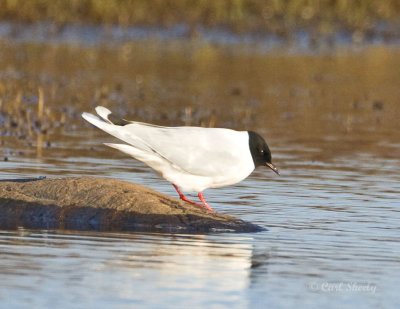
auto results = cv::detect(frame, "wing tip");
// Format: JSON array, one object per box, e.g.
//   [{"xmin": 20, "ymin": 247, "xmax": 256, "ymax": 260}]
[
  {"xmin": 95, "ymin": 106, "xmax": 112, "ymax": 123},
  {"xmin": 94, "ymin": 106, "xmax": 132, "ymax": 126},
  {"xmin": 82, "ymin": 112, "xmax": 98, "ymax": 122}
]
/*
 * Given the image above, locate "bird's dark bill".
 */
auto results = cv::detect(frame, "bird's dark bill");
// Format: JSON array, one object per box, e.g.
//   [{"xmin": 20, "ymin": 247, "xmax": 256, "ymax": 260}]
[{"xmin": 266, "ymin": 162, "xmax": 280, "ymax": 175}]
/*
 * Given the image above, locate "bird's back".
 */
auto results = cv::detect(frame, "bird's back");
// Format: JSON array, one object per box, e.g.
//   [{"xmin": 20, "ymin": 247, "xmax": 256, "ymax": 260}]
[
  {"xmin": 82, "ymin": 108, "xmax": 255, "ymax": 178},
  {"xmin": 115, "ymin": 123, "xmax": 254, "ymax": 177}
]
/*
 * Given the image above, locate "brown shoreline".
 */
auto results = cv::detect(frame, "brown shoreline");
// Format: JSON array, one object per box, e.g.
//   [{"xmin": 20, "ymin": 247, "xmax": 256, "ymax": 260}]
[{"xmin": 0, "ymin": 177, "xmax": 264, "ymax": 234}]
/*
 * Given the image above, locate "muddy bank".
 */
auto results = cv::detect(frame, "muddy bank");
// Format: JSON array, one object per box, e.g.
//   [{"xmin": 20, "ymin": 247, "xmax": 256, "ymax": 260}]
[{"xmin": 0, "ymin": 177, "xmax": 263, "ymax": 233}]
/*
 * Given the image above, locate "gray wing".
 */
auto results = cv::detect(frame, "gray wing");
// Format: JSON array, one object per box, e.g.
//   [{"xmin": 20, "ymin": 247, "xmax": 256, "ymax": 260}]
[{"xmin": 120, "ymin": 124, "xmax": 249, "ymax": 176}]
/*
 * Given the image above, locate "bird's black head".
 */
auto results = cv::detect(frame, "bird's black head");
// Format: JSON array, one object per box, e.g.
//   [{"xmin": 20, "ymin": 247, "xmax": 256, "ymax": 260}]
[{"xmin": 248, "ymin": 131, "xmax": 279, "ymax": 175}]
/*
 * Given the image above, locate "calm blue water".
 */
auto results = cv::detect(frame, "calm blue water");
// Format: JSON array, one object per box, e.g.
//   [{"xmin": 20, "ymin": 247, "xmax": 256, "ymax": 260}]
[{"xmin": 0, "ymin": 136, "xmax": 399, "ymax": 309}]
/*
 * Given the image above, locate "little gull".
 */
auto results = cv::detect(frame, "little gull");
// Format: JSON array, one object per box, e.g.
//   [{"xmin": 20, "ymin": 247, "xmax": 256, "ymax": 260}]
[{"xmin": 82, "ymin": 106, "xmax": 279, "ymax": 213}]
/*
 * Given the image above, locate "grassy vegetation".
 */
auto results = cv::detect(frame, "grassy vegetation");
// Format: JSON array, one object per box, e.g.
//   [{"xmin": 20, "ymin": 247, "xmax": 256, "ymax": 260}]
[{"xmin": 1, "ymin": 0, "xmax": 399, "ymax": 37}]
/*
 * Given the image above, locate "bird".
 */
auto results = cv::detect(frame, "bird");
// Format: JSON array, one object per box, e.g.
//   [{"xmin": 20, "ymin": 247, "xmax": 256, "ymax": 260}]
[{"xmin": 82, "ymin": 106, "xmax": 279, "ymax": 213}]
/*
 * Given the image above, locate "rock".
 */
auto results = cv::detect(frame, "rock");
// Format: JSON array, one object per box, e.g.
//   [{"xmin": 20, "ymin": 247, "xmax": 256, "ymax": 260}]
[{"xmin": 0, "ymin": 177, "xmax": 264, "ymax": 233}]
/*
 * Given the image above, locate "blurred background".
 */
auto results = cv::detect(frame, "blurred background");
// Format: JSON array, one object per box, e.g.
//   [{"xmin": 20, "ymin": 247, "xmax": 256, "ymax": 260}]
[
  {"xmin": 0, "ymin": 0, "xmax": 399, "ymax": 162},
  {"xmin": 1, "ymin": 1, "xmax": 399, "ymax": 309}
]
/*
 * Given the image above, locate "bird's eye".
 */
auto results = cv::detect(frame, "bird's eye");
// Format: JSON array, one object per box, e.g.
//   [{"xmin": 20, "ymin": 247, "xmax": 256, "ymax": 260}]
[{"xmin": 260, "ymin": 149, "xmax": 264, "ymax": 154}]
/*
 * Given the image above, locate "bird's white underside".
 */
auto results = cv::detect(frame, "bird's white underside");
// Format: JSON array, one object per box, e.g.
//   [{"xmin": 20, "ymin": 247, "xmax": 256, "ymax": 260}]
[{"xmin": 82, "ymin": 108, "xmax": 255, "ymax": 192}]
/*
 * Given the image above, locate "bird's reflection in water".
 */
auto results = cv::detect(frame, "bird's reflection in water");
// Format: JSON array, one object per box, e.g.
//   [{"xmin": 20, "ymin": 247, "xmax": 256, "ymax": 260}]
[
  {"xmin": 0, "ymin": 229, "xmax": 259, "ymax": 307},
  {"xmin": 102, "ymin": 233, "xmax": 255, "ymax": 291}
]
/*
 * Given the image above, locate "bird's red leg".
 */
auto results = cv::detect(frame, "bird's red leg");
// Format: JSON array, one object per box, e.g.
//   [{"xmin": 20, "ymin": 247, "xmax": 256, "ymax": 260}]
[
  {"xmin": 172, "ymin": 184, "xmax": 204, "ymax": 209},
  {"xmin": 198, "ymin": 192, "xmax": 216, "ymax": 213}
]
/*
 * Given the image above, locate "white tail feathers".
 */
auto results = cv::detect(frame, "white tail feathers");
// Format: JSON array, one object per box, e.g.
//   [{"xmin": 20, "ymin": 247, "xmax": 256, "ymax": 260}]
[
  {"xmin": 95, "ymin": 106, "xmax": 112, "ymax": 124},
  {"xmin": 104, "ymin": 143, "xmax": 164, "ymax": 170},
  {"xmin": 82, "ymin": 111, "xmax": 153, "ymax": 153},
  {"xmin": 81, "ymin": 112, "xmax": 102, "ymax": 126},
  {"xmin": 104, "ymin": 143, "xmax": 143, "ymax": 157}
]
